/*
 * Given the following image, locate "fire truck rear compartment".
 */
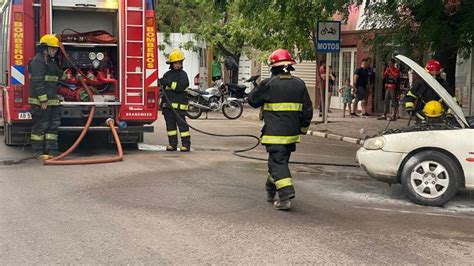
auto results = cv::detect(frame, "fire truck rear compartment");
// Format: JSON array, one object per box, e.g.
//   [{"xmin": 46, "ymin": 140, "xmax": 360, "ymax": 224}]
[{"xmin": 52, "ymin": 8, "xmax": 120, "ymax": 106}]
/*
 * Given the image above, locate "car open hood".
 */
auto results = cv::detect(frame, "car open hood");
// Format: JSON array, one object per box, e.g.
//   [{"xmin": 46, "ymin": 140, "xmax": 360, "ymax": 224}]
[{"xmin": 396, "ymin": 55, "xmax": 469, "ymax": 128}]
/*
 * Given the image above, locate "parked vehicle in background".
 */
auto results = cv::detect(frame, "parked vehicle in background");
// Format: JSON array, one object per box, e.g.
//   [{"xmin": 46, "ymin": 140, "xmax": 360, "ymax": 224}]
[
  {"xmin": 225, "ymin": 75, "xmax": 260, "ymax": 103},
  {"xmin": 186, "ymin": 80, "xmax": 243, "ymax": 120}
]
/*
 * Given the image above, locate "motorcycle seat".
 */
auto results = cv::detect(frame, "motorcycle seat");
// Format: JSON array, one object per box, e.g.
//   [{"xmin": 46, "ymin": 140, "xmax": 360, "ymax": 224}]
[
  {"xmin": 226, "ymin": 83, "xmax": 247, "ymax": 91},
  {"xmin": 188, "ymin": 88, "xmax": 209, "ymax": 95}
]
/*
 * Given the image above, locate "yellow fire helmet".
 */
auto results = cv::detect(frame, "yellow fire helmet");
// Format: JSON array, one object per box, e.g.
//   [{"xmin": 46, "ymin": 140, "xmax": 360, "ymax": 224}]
[
  {"xmin": 39, "ymin": 34, "xmax": 60, "ymax": 48},
  {"xmin": 167, "ymin": 49, "xmax": 185, "ymax": 64},
  {"xmin": 423, "ymin": 100, "xmax": 444, "ymax": 118}
]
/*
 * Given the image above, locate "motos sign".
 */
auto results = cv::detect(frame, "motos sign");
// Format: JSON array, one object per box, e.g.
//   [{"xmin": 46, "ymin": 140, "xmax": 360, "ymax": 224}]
[
  {"xmin": 316, "ymin": 21, "xmax": 341, "ymax": 53},
  {"xmin": 317, "ymin": 42, "xmax": 340, "ymax": 52}
]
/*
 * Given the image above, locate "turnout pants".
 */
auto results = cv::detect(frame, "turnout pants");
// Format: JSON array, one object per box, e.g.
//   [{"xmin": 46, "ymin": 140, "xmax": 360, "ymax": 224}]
[
  {"xmin": 30, "ymin": 105, "xmax": 61, "ymax": 155},
  {"xmin": 163, "ymin": 108, "xmax": 191, "ymax": 147},
  {"xmin": 265, "ymin": 144, "xmax": 296, "ymax": 201}
]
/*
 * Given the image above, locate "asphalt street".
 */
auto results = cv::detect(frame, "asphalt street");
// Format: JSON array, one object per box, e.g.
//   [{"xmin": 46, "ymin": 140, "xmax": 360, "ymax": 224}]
[{"xmin": 0, "ymin": 112, "xmax": 473, "ymax": 263}]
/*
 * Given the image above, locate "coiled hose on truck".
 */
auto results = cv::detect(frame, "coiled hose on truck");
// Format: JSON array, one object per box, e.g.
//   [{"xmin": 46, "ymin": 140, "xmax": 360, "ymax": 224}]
[
  {"xmin": 44, "ymin": 43, "xmax": 123, "ymax": 166},
  {"xmin": 160, "ymin": 89, "xmax": 358, "ymax": 168}
]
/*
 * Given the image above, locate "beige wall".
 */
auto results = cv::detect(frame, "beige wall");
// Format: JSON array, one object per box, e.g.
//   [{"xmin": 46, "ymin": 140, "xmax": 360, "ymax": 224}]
[{"xmin": 261, "ymin": 61, "xmax": 317, "ymax": 105}]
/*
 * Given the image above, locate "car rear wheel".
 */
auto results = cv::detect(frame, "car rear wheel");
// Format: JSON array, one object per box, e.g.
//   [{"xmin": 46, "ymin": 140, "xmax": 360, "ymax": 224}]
[{"xmin": 401, "ymin": 150, "xmax": 460, "ymax": 206}]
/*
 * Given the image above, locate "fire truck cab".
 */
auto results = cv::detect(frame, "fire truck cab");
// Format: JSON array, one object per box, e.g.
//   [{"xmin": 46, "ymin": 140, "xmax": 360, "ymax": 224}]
[{"xmin": 0, "ymin": 0, "xmax": 159, "ymax": 146}]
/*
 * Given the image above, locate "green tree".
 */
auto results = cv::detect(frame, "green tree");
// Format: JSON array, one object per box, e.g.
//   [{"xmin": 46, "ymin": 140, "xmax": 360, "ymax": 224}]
[
  {"xmin": 361, "ymin": 0, "xmax": 474, "ymax": 88},
  {"xmin": 157, "ymin": 0, "xmax": 352, "ymax": 83}
]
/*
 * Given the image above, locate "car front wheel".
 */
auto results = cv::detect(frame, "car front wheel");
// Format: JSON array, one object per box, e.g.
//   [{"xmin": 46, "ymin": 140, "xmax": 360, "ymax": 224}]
[{"xmin": 401, "ymin": 150, "xmax": 460, "ymax": 206}]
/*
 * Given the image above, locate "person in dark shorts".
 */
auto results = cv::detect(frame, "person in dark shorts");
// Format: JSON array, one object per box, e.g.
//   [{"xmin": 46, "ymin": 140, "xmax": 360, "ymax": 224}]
[{"xmin": 352, "ymin": 59, "xmax": 370, "ymax": 117}]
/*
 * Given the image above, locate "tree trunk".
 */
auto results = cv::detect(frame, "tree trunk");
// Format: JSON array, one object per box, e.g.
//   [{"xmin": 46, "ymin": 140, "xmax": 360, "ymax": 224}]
[
  {"xmin": 436, "ymin": 46, "xmax": 457, "ymax": 89},
  {"xmin": 217, "ymin": 42, "xmax": 241, "ymax": 84}
]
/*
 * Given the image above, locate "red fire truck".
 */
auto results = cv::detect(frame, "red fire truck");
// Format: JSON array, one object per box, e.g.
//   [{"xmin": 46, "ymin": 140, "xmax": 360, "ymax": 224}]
[{"xmin": 0, "ymin": 0, "xmax": 159, "ymax": 146}]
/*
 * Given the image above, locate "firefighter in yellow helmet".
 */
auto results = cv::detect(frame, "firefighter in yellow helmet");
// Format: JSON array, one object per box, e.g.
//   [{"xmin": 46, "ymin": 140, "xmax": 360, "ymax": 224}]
[
  {"xmin": 422, "ymin": 100, "xmax": 445, "ymax": 123},
  {"xmin": 28, "ymin": 34, "xmax": 63, "ymax": 160},
  {"xmin": 159, "ymin": 49, "xmax": 191, "ymax": 151}
]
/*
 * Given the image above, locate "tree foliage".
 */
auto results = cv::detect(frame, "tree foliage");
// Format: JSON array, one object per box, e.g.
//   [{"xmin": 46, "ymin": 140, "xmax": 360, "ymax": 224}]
[{"xmin": 361, "ymin": 0, "xmax": 474, "ymax": 87}]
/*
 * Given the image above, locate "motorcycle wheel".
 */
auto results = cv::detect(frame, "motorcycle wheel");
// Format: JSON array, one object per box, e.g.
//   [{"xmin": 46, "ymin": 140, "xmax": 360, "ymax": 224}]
[
  {"xmin": 187, "ymin": 105, "xmax": 203, "ymax": 119},
  {"xmin": 222, "ymin": 100, "xmax": 243, "ymax": 120}
]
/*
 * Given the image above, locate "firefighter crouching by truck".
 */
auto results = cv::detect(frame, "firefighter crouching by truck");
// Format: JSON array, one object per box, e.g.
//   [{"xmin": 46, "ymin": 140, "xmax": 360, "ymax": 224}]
[
  {"xmin": 248, "ymin": 49, "xmax": 313, "ymax": 211},
  {"xmin": 159, "ymin": 49, "xmax": 191, "ymax": 152},
  {"xmin": 28, "ymin": 34, "xmax": 63, "ymax": 160},
  {"xmin": 404, "ymin": 59, "xmax": 456, "ymax": 124}
]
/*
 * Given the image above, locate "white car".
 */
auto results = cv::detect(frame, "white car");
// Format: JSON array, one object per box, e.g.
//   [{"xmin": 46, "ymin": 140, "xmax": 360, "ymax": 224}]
[{"xmin": 357, "ymin": 55, "xmax": 474, "ymax": 206}]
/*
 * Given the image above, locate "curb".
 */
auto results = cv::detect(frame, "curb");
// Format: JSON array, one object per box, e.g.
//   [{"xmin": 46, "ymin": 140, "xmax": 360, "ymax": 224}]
[{"xmin": 307, "ymin": 130, "xmax": 364, "ymax": 145}]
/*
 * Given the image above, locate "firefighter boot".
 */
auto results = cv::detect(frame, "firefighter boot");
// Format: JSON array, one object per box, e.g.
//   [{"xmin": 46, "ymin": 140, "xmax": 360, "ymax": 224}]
[
  {"xmin": 267, "ymin": 192, "xmax": 276, "ymax": 202},
  {"xmin": 179, "ymin": 146, "xmax": 190, "ymax": 152},
  {"xmin": 166, "ymin": 145, "xmax": 177, "ymax": 151},
  {"xmin": 266, "ymin": 178, "xmax": 276, "ymax": 202},
  {"xmin": 273, "ymin": 199, "xmax": 291, "ymax": 211}
]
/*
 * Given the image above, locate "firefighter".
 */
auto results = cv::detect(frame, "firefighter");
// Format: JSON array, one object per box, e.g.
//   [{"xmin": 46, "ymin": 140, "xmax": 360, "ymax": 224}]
[
  {"xmin": 248, "ymin": 49, "xmax": 313, "ymax": 211},
  {"xmin": 404, "ymin": 59, "xmax": 455, "ymax": 123},
  {"xmin": 28, "ymin": 34, "xmax": 63, "ymax": 160},
  {"xmin": 159, "ymin": 49, "xmax": 191, "ymax": 152},
  {"xmin": 422, "ymin": 100, "xmax": 445, "ymax": 123}
]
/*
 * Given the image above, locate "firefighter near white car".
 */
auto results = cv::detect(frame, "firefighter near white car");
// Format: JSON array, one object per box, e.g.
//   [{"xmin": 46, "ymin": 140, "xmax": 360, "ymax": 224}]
[{"xmin": 357, "ymin": 55, "xmax": 474, "ymax": 206}]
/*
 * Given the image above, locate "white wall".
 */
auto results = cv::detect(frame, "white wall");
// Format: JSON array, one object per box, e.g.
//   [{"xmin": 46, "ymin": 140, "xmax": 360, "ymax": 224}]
[{"xmin": 157, "ymin": 33, "xmax": 207, "ymax": 89}]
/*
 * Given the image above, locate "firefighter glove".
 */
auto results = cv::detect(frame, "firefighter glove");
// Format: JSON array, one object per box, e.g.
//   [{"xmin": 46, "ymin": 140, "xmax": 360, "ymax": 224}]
[{"xmin": 159, "ymin": 78, "xmax": 172, "ymax": 87}]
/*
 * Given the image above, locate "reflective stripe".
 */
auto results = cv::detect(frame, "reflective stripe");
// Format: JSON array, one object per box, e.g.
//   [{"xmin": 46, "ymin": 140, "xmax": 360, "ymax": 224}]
[
  {"xmin": 45, "ymin": 75, "xmax": 59, "ymax": 82},
  {"xmin": 171, "ymin": 103, "xmax": 188, "ymax": 110},
  {"xmin": 170, "ymin": 82, "xmax": 177, "ymax": 90},
  {"xmin": 416, "ymin": 112, "xmax": 425, "ymax": 120},
  {"xmin": 31, "ymin": 134, "xmax": 45, "ymax": 141},
  {"xmin": 45, "ymin": 133, "xmax": 58, "ymax": 140},
  {"xmin": 261, "ymin": 135, "xmax": 300, "ymax": 144},
  {"xmin": 47, "ymin": 99, "xmax": 60, "ymax": 106},
  {"xmin": 405, "ymin": 102, "xmax": 414, "ymax": 108},
  {"xmin": 275, "ymin": 177, "xmax": 293, "ymax": 190},
  {"xmin": 38, "ymin": 94, "xmax": 48, "ymax": 102},
  {"xmin": 406, "ymin": 90, "xmax": 417, "ymax": 98},
  {"xmin": 167, "ymin": 130, "xmax": 177, "ymax": 136},
  {"xmin": 300, "ymin": 127, "xmax": 309, "ymax": 134},
  {"xmin": 180, "ymin": 131, "xmax": 190, "ymax": 137},
  {"xmin": 263, "ymin": 102, "xmax": 303, "ymax": 112},
  {"xmin": 28, "ymin": 97, "xmax": 60, "ymax": 106}
]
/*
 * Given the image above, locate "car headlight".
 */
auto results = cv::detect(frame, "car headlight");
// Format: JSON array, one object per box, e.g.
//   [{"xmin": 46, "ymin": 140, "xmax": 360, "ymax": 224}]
[{"xmin": 363, "ymin": 136, "xmax": 386, "ymax": 150}]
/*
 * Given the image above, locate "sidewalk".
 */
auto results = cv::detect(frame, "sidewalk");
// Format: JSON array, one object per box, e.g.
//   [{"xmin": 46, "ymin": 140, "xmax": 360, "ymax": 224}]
[{"xmin": 241, "ymin": 106, "xmax": 409, "ymax": 145}]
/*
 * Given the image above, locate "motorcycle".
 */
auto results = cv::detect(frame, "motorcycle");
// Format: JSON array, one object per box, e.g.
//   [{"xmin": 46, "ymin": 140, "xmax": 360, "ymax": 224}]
[
  {"xmin": 186, "ymin": 80, "xmax": 244, "ymax": 120},
  {"xmin": 224, "ymin": 75, "xmax": 260, "ymax": 103}
]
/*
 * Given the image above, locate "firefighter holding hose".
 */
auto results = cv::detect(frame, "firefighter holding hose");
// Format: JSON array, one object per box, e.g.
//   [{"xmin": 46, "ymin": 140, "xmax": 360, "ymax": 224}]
[
  {"xmin": 28, "ymin": 34, "xmax": 63, "ymax": 160},
  {"xmin": 248, "ymin": 49, "xmax": 313, "ymax": 210},
  {"xmin": 159, "ymin": 49, "xmax": 191, "ymax": 152}
]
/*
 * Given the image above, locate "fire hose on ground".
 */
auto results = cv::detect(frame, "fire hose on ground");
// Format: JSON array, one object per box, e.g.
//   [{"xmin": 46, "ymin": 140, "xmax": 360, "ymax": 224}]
[
  {"xmin": 44, "ymin": 43, "xmax": 123, "ymax": 166},
  {"xmin": 160, "ymin": 89, "xmax": 358, "ymax": 168}
]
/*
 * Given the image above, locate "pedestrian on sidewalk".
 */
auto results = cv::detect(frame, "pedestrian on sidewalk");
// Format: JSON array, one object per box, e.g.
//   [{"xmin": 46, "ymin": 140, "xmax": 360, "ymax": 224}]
[
  {"xmin": 211, "ymin": 55, "xmax": 222, "ymax": 82},
  {"xmin": 327, "ymin": 65, "xmax": 336, "ymax": 113},
  {"xmin": 352, "ymin": 58, "xmax": 370, "ymax": 118},
  {"xmin": 318, "ymin": 60, "xmax": 326, "ymax": 117},
  {"xmin": 248, "ymin": 48, "xmax": 313, "ymax": 211},
  {"xmin": 378, "ymin": 58, "xmax": 400, "ymax": 121},
  {"xmin": 339, "ymin": 78, "xmax": 355, "ymax": 118}
]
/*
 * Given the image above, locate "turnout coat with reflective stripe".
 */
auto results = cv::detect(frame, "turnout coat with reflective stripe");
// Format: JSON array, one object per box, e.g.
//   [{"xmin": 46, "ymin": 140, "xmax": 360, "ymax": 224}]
[
  {"xmin": 248, "ymin": 73, "xmax": 313, "ymax": 145},
  {"xmin": 161, "ymin": 69, "xmax": 189, "ymax": 109},
  {"xmin": 28, "ymin": 53, "xmax": 62, "ymax": 106}
]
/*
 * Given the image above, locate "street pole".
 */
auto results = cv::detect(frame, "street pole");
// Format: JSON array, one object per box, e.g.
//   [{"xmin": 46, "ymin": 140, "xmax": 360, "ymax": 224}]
[{"xmin": 324, "ymin": 53, "xmax": 331, "ymax": 124}]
